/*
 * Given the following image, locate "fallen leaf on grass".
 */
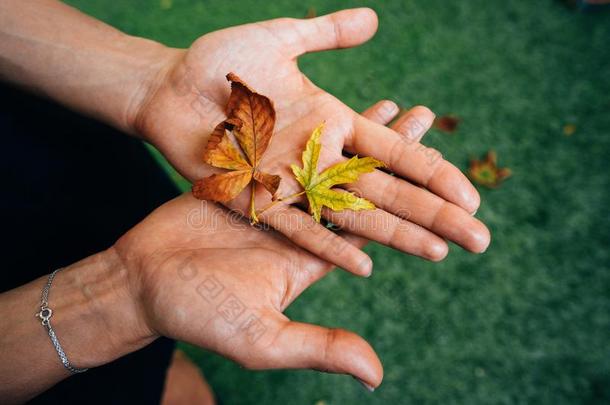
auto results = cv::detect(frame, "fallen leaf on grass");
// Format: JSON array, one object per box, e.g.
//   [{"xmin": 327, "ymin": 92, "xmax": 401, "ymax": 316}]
[
  {"xmin": 468, "ymin": 151, "xmax": 511, "ymax": 188},
  {"xmin": 563, "ymin": 123, "xmax": 576, "ymax": 136},
  {"xmin": 433, "ymin": 115, "xmax": 460, "ymax": 133},
  {"xmin": 192, "ymin": 73, "xmax": 280, "ymax": 222},
  {"xmin": 291, "ymin": 123, "xmax": 385, "ymax": 222}
]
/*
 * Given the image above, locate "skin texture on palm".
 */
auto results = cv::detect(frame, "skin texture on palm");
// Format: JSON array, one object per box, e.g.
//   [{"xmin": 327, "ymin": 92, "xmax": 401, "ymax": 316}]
[
  {"xmin": 113, "ymin": 193, "xmax": 382, "ymax": 389},
  {"xmin": 135, "ymin": 8, "xmax": 491, "ymax": 276}
]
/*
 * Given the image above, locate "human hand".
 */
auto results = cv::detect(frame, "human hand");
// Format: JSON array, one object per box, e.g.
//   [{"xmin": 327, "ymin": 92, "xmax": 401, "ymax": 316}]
[
  {"xmin": 113, "ymin": 193, "xmax": 382, "ymax": 390},
  {"xmin": 0, "ymin": 96, "xmax": 394, "ymax": 399},
  {"xmin": 134, "ymin": 8, "xmax": 490, "ymax": 276}
]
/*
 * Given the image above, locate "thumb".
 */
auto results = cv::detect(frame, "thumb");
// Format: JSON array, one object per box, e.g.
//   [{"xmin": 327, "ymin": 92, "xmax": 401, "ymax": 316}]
[
  {"xmin": 265, "ymin": 8, "xmax": 379, "ymax": 57},
  {"xmin": 260, "ymin": 318, "xmax": 383, "ymax": 390}
]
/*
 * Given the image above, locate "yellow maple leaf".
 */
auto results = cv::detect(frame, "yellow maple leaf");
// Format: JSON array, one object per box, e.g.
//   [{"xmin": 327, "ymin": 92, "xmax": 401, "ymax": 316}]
[{"xmin": 291, "ymin": 123, "xmax": 385, "ymax": 222}]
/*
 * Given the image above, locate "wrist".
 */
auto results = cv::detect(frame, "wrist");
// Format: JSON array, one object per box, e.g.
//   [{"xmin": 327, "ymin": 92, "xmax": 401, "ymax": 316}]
[
  {"xmin": 0, "ymin": 248, "xmax": 156, "ymax": 401},
  {"xmin": 0, "ymin": 0, "xmax": 181, "ymax": 139},
  {"xmin": 50, "ymin": 248, "xmax": 156, "ymax": 368},
  {"xmin": 120, "ymin": 36, "xmax": 185, "ymax": 138},
  {"xmin": 126, "ymin": 35, "xmax": 188, "ymax": 141}
]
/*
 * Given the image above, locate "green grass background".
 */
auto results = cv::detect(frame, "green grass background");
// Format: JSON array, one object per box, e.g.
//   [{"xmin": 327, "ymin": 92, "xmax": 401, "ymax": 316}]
[{"xmin": 65, "ymin": 0, "xmax": 610, "ymax": 403}]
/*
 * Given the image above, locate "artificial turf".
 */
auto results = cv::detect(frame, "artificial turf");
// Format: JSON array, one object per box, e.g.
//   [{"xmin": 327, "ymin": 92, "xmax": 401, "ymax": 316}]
[{"xmin": 65, "ymin": 0, "xmax": 610, "ymax": 403}]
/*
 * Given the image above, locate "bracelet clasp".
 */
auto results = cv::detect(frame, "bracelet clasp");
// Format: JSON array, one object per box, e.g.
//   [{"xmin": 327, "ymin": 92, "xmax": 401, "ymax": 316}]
[{"xmin": 36, "ymin": 305, "xmax": 53, "ymax": 325}]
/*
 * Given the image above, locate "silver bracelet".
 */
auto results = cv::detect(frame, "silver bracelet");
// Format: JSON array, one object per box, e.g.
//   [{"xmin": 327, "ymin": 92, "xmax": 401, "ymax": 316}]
[{"xmin": 36, "ymin": 269, "xmax": 88, "ymax": 374}]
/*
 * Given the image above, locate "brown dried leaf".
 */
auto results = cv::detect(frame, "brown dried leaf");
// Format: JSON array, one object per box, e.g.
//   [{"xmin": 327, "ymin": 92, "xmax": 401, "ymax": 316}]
[
  {"xmin": 193, "ymin": 170, "xmax": 253, "ymax": 202},
  {"xmin": 305, "ymin": 7, "xmax": 317, "ymax": 18},
  {"xmin": 193, "ymin": 73, "xmax": 280, "ymax": 222},
  {"xmin": 563, "ymin": 123, "xmax": 576, "ymax": 136},
  {"xmin": 202, "ymin": 120, "xmax": 250, "ymax": 171},
  {"xmin": 434, "ymin": 115, "xmax": 460, "ymax": 133},
  {"xmin": 253, "ymin": 170, "xmax": 281, "ymax": 198},
  {"xmin": 225, "ymin": 72, "xmax": 276, "ymax": 168}
]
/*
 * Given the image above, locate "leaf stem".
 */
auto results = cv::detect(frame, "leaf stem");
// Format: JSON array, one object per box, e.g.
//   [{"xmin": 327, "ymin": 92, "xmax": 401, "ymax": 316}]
[
  {"xmin": 256, "ymin": 190, "xmax": 306, "ymax": 216},
  {"xmin": 249, "ymin": 181, "xmax": 258, "ymax": 224}
]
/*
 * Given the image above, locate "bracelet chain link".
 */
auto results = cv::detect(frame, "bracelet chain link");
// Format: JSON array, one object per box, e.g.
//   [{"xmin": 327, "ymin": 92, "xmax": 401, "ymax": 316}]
[{"xmin": 36, "ymin": 269, "xmax": 88, "ymax": 374}]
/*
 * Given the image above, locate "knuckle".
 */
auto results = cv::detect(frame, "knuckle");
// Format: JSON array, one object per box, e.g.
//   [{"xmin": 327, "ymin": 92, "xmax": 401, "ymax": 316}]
[
  {"xmin": 387, "ymin": 219, "xmax": 404, "ymax": 248},
  {"xmin": 430, "ymin": 201, "xmax": 448, "ymax": 231},
  {"xmin": 322, "ymin": 328, "xmax": 341, "ymax": 363},
  {"xmin": 382, "ymin": 177, "xmax": 402, "ymax": 212},
  {"xmin": 389, "ymin": 138, "xmax": 409, "ymax": 169},
  {"xmin": 422, "ymin": 149, "xmax": 445, "ymax": 185},
  {"xmin": 328, "ymin": 14, "xmax": 343, "ymax": 46}
]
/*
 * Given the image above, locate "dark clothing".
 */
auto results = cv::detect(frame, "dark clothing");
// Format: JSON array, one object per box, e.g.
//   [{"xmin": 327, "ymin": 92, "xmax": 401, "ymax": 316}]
[{"xmin": 0, "ymin": 83, "xmax": 179, "ymax": 404}]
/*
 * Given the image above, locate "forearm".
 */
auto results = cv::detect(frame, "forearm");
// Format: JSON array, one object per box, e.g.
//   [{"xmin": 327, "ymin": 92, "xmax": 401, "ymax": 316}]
[
  {"xmin": 0, "ymin": 0, "xmax": 175, "ymax": 135},
  {"xmin": 0, "ymin": 248, "xmax": 154, "ymax": 404}
]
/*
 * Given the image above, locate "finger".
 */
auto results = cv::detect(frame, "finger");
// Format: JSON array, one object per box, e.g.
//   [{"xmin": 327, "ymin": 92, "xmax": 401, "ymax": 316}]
[
  {"xmin": 389, "ymin": 105, "xmax": 436, "ymax": 143},
  {"xmin": 260, "ymin": 204, "xmax": 373, "ymax": 277},
  {"xmin": 348, "ymin": 115, "xmax": 481, "ymax": 213},
  {"xmin": 322, "ymin": 202, "xmax": 449, "ymax": 262},
  {"xmin": 346, "ymin": 171, "xmax": 491, "ymax": 253},
  {"xmin": 361, "ymin": 102, "xmax": 436, "ymax": 144},
  {"xmin": 262, "ymin": 317, "xmax": 383, "ymax": 390},
  {"xmin": 337, "ymin": 231, "xmax": 369, "ymax": 250},
  {"xmin": 265, "ymin": 8, "xmax": 378, "ymax": 57},
  {"xmin": 317, "ymin": 99, "xmax": 398, "ymax": 254},
  {"xmin": 347, "ymin": 107, "xmax": 489, "ymax": 252},
  {"xmin": 360, "ymin": 100, "xmax": 399, "ymax": 125}
]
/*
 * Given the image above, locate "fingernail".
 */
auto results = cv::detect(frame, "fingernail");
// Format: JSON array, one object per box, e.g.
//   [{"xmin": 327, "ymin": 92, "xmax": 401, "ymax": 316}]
[
  {"xmin": 358, "ymin": 257, "xmax": 373, "ymax": 277},
  {"xmin": 354, "ymin": 377, "xmax": 376, "ymax": 392},
  {"xmin": 420, "ymin": 112, "xmax": 436, "ymax": 129},
  {"xmin": 471, "ymin": 226, "xmax": 491, "ymax": 254},
  {"xmin": 479, "ymin": 239, "xmax": 490, "ymax": 254},
  {"xmin": 426, "ymin": 242, "xmax": 448, "ymax": 262},
  {"xmin": 465, "ymin": 188, "xmax": 482, "ymax": 215},
  {"xmin": 383, "ymin": 100, "xmax": 399, "ymax": 117},
  {"xmin": 471, "ymin": 209, "xmax": 478, "ymax": 216}
]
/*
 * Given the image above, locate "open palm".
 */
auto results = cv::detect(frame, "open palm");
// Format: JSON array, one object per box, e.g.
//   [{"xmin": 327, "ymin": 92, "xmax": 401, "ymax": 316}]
[
  {"xmin": 114, "ymin": 193, "xmax": 382, "ymax": 389},
  {"xmin": 136, "ymin": 8, "xmax": 490, "ymax": 275}
]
